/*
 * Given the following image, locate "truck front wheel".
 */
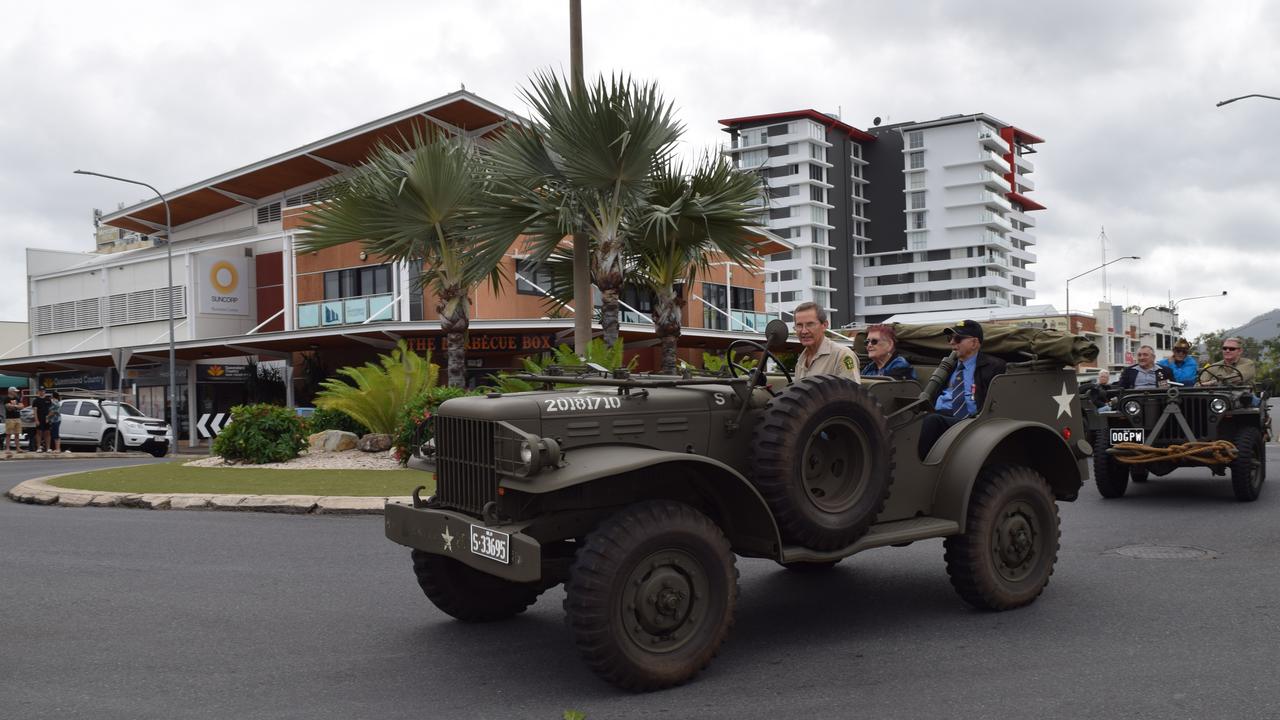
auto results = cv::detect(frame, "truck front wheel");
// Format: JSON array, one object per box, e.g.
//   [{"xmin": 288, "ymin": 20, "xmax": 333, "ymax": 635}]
[
  {"xmin": 564, "ymin": 500, "xmax": 737, "ymax": 691},
  {"xmin": 944, "ymin": 465, "xmax": 1060, "ymax": 611},
  {"xmin": 411, "ymin": 550, "xmax": 544, "ymax": 622}
]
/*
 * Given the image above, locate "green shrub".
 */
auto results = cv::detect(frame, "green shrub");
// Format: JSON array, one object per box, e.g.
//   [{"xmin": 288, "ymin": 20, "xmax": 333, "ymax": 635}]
[
  {"xmin": 315, "ymin": 340, "xmax": 439, "ymax": 434},
  {"xmin": 212, "ymin": 404, "xmax": 307, "ymax": 464},
  {"xmin": 701, "ymin": 349, "xmax": 758, "ymax": 374},
  {"xmin": 484, "ymin": 338, "xmax": 637, "ymax": 393},
  {"xmin": 392, "ymin": 386, "xmax": 478, "ymax": 465},
  {"xmin": 304, "ymin": 407, "xmax": 368, "ymax": 437}
]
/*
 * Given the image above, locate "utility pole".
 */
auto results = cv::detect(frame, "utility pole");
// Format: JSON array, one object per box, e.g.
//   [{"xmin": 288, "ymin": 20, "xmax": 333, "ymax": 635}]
[{"xmin": 569, "ymin": 0, "xmax": 592, "ymax": 357}]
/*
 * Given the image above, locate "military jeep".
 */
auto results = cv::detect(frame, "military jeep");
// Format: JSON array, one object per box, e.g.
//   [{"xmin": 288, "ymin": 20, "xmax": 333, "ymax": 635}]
[
  {"xmin": 1089, "ymin": 367, "xmax": 1267, "ymax": 501},
  {"xmin": 385, "ymin": 321, "xmax": 1094, "ymax": 691}
]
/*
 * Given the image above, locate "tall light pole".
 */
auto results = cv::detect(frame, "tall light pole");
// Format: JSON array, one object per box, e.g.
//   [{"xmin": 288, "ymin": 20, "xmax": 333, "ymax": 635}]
[
  {"xmin": 569, "ymin": 0, "xmax": 591, "ymax": 357},
  {"xmin": 1064, "ymin": 255, "xmax": 1140, "ymax": 318},
  {"xmin": 1216, "ymin": 94, "xmax": 1280, "ymax": 107},
  {"xmin": 1172, "ymin": 290, "xmax": 1228, "ymax": 335},
  {"xmin": 75, "ymin": 170, "xmax": 178, "ymax": 455}
]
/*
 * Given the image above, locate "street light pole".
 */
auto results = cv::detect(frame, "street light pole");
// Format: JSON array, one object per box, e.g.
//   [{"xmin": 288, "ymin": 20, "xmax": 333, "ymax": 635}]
[
  {"xmin": 1216, "ymin": 94, "xmax": 1280, "ymax": 107},
  {"xmin": 75, "ymin": 170, "xmax": 178, "ymax": 456},
  {"xmin": 1064, "ymin": 255, "xmax": 1140, "ymax": 317},
  {"xmin": 1171, "ymin": 290, "xmax": 1228, "ymax": 334}
]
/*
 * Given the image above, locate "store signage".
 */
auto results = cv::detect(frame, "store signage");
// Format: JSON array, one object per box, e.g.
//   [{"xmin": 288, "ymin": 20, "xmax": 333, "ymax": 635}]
[
  {"xmin": 197, "ymin": 252, "xmax": 250, "ymax": 316},
  {"xmin": 38, "ymin": 371, "xmax": 107, "ymax": 391},
  {"xmin": 197, "ymin": 364, "xmax": 251, "ymax": 382},
  {"xmin": 404, "ymin": 334, "xmax": 561, "ymax": 355}
]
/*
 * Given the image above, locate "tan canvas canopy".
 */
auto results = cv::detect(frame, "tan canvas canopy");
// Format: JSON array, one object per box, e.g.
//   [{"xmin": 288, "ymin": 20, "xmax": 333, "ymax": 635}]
[{"xmin": 840, "ymin": 322, "xmax": 1100, "ymax": 367}]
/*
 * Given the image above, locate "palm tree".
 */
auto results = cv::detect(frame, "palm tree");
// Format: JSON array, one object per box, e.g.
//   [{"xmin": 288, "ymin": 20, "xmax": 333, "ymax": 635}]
[
  {"xmin": 297, "ymin": 130, "xmax": 506, "ymax": 388},
  {"xmin": 633, "ymin": 155, "xmax": 767, "ymax": 373},
  {"xmin": 476, "ymin": 71, "xmax": 683, "ymax": 349},
  {"xmin": 525, "ymin": 155, "xmax": 768, "ymax": 373}
]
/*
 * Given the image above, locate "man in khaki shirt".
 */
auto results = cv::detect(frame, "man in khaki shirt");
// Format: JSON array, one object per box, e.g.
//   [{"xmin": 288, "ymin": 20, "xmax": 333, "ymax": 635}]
[
  {"xmin": 1199, "ymin": 337, "xmax": 1257, "ymax": 386},
  {"xmin": 792, "ymin": 302, "xmax": 860, "ymax": 382}
]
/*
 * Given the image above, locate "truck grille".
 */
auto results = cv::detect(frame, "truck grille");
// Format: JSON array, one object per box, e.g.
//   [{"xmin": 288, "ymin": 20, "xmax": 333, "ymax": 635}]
[
  {"xmin": 434, "ymin": 417, "xmax": 497, "ymax": 515},
  {"xmin": 1152, "ymin": 396, "xmax": 1211, "ymax": 444}
]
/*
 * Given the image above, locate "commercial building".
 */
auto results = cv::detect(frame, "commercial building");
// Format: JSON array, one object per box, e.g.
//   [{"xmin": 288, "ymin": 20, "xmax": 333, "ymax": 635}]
[
  {"xmin": 3, "ymin": 90, "xmax": 785, "ymax": 446},
  {"xmin": 720, "ymin": 110, "xmax": 1044, "ymax": 326}
]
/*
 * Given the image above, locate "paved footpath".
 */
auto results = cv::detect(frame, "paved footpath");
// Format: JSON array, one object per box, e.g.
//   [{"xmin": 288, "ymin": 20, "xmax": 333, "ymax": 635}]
[{"xmin": 3, "ymin": 458, "xmax": 411, "ymax": 515}]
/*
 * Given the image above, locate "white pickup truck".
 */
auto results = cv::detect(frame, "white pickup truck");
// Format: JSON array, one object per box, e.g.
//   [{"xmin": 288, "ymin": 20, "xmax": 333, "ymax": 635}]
[{"xmin": 30, "ymin": 399, "xmax": 172, "ymax": 456}]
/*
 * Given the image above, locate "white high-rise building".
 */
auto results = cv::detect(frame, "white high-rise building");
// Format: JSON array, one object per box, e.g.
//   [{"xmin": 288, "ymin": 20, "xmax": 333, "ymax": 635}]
[{"xmin": 720, "ymin": 110, "xmax": 1044, "ymax": 326}]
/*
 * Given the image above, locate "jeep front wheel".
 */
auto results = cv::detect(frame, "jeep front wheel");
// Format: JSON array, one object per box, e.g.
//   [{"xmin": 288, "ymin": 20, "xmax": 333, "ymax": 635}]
[
  {"xmin": 411, "ymin": 550, "xmax": 543, "ymax": 622},
  {"xmin": 563, "ymin": 500, "xmax": 737, "ymax": 691},
  {"xmin": 1092, "ymin": 431, "xmax": 1129, "ymax": 498},
  {"xmin": 944, "ymin": 465, "xmax": 1060, "ymax": 611},
  {"xmin": 751, "ymin": 376, "xmax": 894, "ymax": 550},
  {"xmin": 1230, "ymin": 425, "xmax": 1264, "ymax": 502}
]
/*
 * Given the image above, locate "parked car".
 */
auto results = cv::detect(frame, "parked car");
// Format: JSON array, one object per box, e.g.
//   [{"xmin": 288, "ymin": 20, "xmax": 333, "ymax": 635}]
[{"xmin": 55, "ymin": 399, "xmax": 171, "ymax": 456}]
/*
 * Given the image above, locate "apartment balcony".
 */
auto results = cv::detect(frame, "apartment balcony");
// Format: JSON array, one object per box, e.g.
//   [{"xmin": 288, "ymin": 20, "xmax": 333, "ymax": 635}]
[
  {"xmin": 979, "ymin": 132, "xmax": 1007, "ymax": 153},
  {"xmin": 1012, "ymin": 173, "xmax": 1035, "ymax": 191},
  {"xmin": 1014, "ymin": 154, "xmax": 1035, "ymax": 173},
  {"xmin": 945, "ymin": 169, "xmax": 1007, "ymax": 193},
  {"xmin": 297, "ymin": 293, "xmax": 396, "ymax": 329}
]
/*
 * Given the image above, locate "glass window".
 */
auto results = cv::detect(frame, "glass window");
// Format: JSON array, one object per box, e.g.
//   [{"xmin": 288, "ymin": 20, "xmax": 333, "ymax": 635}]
[
  {"xmin": 515, "ymin": 259, "xmax": 555, "ymax": 296},
  {"xmin": 767, "ymin": 123, "xmax": 790, "ymax": 137},
  {"xmin": 908, "ymin": 152, "xmax": 924, "ymax": 170},
  {"xmin": 908, "ymin": 191, "xmax": 926, "ymax": 210},
  {"xmin": 907, "ymin": 131, "xmax": 924, "ymax": 149},
  {"xmin": 76, "ymin": 401, "xmax": 100, "ymax": 417},
  {"xmin": 60, "ymin": 401, "xmax": 80, "ymax": 416}
]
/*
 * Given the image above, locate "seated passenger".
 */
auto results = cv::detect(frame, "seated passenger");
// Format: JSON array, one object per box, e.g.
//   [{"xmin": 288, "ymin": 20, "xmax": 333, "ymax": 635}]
[
  {"xmin": 792, "ymin": 302, "xmax": 860, "ymax": 382},
  {"xmin": 861, "ymin": 324, "xmax": 918, "ymax": 381},
  {"xmin": 1199, "ymin": 337, "xmax": 1256, "ymax": 387},
  {"xmin": 1118, "ymin": 346, "xmax": 1173, "ymax": 389},
  {"xmin": 917, "ymin": 320, "xmax": 1007, "ymax": 457},
  {"xmin": 1085, "ymin": 368, "xmax": 1113, "ymax": 409},
  {"xmin": 1157, "ymin": 337, "xmax": 1198, "ymax": 385}
]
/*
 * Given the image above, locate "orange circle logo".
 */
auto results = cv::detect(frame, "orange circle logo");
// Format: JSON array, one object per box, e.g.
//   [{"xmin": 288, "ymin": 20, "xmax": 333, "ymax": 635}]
[{"xmin": 210, "ymin": 261, "xmax": 239, "ymax": 293}]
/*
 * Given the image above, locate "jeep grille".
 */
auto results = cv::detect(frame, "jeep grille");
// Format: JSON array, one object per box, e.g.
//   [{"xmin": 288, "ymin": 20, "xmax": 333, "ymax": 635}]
[
  {"xmin": 1152, "ymin": 396, "xmax": 1212, "ymax": 444},
  {"xmin": 434, "ymin": 417, "xmax": 496, "ymax": 515}
]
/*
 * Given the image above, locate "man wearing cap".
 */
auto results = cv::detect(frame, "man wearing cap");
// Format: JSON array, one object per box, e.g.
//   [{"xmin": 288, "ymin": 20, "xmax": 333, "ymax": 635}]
[
  {"xmin": 1157, "ymin": 338, "xmax": 1198, "ymax": 386},
  {"xmin": 791, "ymin": 302, "xmax": 860, "ymax": 382},
  {"xmin": 1199, "ymin": 337, "xmax": 1256, "ymax": 386},
  {"xmin": 918, "ymin": 320, "xmax": 1006, "ymax": 457},
  {"xmin": 4, "ymin": 387, "xmax": 24, "ymax": 455}
]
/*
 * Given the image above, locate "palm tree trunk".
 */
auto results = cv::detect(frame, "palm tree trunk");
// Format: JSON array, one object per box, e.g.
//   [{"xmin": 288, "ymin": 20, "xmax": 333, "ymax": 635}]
[
  {"xmin": 599, "ymin": 286, "xmax": 621, "ymax": 349},
  {"xmin": 436, "ymin": 286, "xmax": 470, "ymax": 388},
  {"xmin": 653, "ymin": 289, "xmax": 682, "ymax": 374},
  {"xmin": 595, "ymin": 232, "xmax": 626, "ymax": 349}
]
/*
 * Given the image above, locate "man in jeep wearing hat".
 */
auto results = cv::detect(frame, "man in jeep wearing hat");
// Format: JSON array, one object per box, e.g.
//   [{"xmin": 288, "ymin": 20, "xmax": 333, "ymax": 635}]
[
  {"xmin": 1158, "ymin": 337, "xmax": 1199, "ymax": 386},
  {"xmin": 917, "ymin": 319, "xmax": 1006, "ymax": 456}
]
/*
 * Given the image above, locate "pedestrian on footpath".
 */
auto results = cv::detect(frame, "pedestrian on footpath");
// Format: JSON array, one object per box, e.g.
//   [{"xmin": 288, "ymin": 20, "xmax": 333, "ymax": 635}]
[
  {"xmin": 5, "ymin": 387, "xmax": 24, "ymax": 456},
  {"xmin": 31, "ymin": 387, "xmax": 52, "ymax": 453},
  {"xmin": 49, "ymin": 391, "xmax": 64, "ymax": 453}
]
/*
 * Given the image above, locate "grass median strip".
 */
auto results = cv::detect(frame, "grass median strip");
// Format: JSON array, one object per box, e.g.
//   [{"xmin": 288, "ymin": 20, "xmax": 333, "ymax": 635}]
[{"xmin": 46, "ymin": 462, "xmax": 435, "ymax": 497}]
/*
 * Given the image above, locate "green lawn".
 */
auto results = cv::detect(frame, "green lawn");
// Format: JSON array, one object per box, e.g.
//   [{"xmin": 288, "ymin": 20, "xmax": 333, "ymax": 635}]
[{"xmin": 47, "ymin": 462, "xmax": 435, "ymax": 497}]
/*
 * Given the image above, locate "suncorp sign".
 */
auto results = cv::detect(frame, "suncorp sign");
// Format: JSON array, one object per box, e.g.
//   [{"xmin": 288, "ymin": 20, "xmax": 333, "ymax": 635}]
[{"xmin": 197, "ymin": 253, "xmax": 250, "ymax": 315}]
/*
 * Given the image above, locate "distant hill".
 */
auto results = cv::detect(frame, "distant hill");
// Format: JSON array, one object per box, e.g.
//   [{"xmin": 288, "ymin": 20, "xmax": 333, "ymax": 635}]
[{"xmin": 1229, "ymin": 309, "xmax": 1280, "ymax": 342}]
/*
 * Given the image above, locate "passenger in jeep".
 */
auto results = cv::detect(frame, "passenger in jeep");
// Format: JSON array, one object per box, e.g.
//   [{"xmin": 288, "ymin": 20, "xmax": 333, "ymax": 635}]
[
  {"xmin": 1118, "ymin": 346, "xmax": 1173, "ymax": 389},
  {"xmin": 917, "ymin": 320, "xmax": 1006, "ymax": 457},
  {"xmin": 861, "ymin": 324, "xmax": 917, "ymax": 380}
]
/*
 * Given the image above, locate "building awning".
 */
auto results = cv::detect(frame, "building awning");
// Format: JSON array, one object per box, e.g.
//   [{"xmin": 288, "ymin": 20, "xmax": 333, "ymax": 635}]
[{"xmin": 99, "ymin": 91, "xmax": 522, "ymax": 235}]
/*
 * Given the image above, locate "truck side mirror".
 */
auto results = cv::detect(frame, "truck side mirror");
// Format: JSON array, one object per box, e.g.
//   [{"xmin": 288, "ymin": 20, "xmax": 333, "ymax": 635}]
[
  {"xmin": 88, "ymin": 410, "xmax": 101, "ymax": 418},
  {"xmin": 764, "ymin": 319, "xmax": 789, "ymax": 351}
]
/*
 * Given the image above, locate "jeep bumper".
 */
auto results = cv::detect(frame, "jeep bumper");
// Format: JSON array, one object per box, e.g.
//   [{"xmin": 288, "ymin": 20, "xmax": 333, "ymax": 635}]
[{"xmin": 383, "ymin": 502, "xmax": 542, "ymax": 583}]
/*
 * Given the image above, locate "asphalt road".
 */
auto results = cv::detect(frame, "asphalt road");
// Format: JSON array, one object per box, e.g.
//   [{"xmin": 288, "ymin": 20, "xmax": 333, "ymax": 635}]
[{"xmin": 3, "ymin": 451, "xmax": 1279, "ymax": 720}]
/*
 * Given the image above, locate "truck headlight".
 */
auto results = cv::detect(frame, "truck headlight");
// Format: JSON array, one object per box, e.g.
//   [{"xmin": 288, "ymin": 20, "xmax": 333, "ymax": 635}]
[
  {"xmin": 1210, "ymin": 397, "xmax": 1228, "ymax": 414},
  {"xmin": 519, "ymin": 440, "xmax": 535, "ymax": 464},
  {"xmin": 1123, "ymin": 400, "xmax": 1142, "ymax": 417},
  {"xmin": 495, "ymin": 422, "xmax": 562, "ymax": 478}
]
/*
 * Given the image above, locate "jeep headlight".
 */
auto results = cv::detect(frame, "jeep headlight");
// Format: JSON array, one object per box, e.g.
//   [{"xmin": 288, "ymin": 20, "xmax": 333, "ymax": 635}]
[
  {"xmin": 1210, "ymin": 397, "xmax": 1228, "ymax": 414},
  {"xmin": 495, "ymin": 422, "xmax": 561, "ymax": 478},
  {"xmin": 519, "ymin": 440, "xmax": 535, "ymax": 464},
  {"xmin": 1123, "ymin": 400, "xmax": 1142, "ymax": 417}
]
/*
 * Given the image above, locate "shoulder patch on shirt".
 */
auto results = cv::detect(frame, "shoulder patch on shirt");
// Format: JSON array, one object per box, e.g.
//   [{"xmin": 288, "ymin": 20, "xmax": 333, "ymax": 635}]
[{"xmin": 843, "ymin": 356, "xmax": 855, "ymax": 370}]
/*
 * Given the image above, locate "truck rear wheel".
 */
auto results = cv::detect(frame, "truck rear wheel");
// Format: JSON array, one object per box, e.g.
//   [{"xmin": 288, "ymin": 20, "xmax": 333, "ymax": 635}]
[
  {"xmin": 944, "ymin": 465, "xmax": 1060, "ymax": 611},
  {"xmin": 564, "ymin": 500, "xmax": 737, "ymax": 691},
  {"xmin": 1092, "ymin": 431, "xmax": 1129, "ymax": 498},
  {"xmin": 411, "ymin": 550, "xmax": 543, "ymax": 622},
  {"xmin": 751, "ymin": 376, "xmax": 893, "ymax": 551},
  {"xmin": 1230, "ymin": 425, "xmax": 1264, "ymax": 502}
]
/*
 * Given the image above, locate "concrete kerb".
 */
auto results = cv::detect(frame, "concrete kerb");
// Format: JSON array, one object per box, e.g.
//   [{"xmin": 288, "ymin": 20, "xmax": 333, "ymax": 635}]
[{"xmin": 4, "ymin": 473, "xmax": 409, "ymax": 516}]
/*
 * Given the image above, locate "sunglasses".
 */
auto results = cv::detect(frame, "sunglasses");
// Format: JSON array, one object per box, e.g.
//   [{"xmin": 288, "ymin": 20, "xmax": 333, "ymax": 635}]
[
  {"xmin": 1223, "ymin": 346, "xmax": 1241, "ymax": 351},
  {"xmin": 866, "ymin": 338, "xmax": 882, "ymax": 346},
  {"xmin": 947, "ymin": 335, "xmax": 975, "ymax": 344}
]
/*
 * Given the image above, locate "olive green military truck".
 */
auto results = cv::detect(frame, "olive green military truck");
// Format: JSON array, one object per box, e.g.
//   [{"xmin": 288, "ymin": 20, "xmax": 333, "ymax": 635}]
[{"xmin": 385, "ymin": 321, "xmax": 1096, "ymax": 691}]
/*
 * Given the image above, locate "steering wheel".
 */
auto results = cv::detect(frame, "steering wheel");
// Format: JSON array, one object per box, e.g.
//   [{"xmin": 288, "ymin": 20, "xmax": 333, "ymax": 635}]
[
  {"xmin": 726, "ymin": 339, "xmax": 793, "ymax": 386},
  {"xmin": 1198, "ymin": 363, "xmax": 1246, "ymax": 387}
]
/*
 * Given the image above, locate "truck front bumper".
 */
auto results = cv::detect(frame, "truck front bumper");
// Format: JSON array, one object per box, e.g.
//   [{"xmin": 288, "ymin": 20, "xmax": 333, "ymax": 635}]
[{"xmin": 383, "ymin": 502, "xmax": 542, "ymax": 583}]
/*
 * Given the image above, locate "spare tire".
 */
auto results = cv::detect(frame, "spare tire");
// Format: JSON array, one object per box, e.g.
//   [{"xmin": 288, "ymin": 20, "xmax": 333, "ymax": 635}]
[{"xmin": 750, "ymin": 375, "xmax": 894, "ymax": 550}]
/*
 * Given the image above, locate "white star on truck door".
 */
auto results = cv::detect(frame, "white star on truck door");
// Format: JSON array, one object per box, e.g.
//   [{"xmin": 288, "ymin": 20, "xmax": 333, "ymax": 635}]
[{"xmin": 1053, "ymin": 383, "xmax": 1074, "ymax": 419}]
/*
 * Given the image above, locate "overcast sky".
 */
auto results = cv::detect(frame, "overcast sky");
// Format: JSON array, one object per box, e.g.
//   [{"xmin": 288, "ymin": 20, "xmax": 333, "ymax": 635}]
[{"xmin": 3, "ymin": 1, "xmax": 1277, "ymax": 337}]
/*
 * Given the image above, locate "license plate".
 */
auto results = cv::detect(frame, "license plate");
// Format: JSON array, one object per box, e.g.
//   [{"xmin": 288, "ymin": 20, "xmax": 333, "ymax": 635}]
[
  {"xmin": 1109, "ymin": 428, "xmax": 1144, "ymax": 445},
  {"xmin": 470, "ymin": 525, "xmax": 510, "ymax": 564}
]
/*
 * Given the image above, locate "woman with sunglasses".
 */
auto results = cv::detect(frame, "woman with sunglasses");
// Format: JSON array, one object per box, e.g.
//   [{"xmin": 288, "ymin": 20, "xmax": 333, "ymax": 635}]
[{"xmin": 861, "ymin": 324, "xmax": 917, "ymax": 380}]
